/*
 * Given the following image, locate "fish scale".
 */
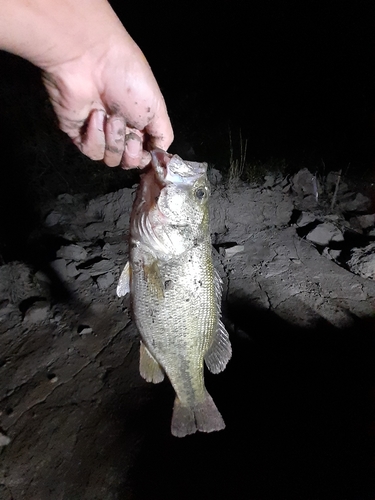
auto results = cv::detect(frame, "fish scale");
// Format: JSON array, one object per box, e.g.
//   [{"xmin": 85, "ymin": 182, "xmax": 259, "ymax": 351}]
[
  {"xmin": 117, "ymin": 149, "xmax": 232, "ymax": 437},
  {"xmin": 133, "ymin": 251, "xmax": 212, "ymax": 403}
]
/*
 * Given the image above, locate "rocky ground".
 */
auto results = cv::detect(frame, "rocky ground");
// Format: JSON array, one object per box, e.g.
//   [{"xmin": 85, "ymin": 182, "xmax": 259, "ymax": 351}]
[{"xmin": 0, "ymin": 167, "xmax": 375, "ymax": 499}]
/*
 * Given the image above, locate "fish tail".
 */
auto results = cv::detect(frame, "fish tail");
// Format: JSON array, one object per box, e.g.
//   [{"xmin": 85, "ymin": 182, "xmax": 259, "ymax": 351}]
[{"xmin": 171, "ymin": 392, "xmax": 225, "ymax": 438}]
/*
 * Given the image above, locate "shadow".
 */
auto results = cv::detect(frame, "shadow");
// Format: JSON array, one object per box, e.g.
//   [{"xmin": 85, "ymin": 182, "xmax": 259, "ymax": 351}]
[
  {"xmin": 0, "ymin": 52, "xmax": 136, "ymax": 264},
  {"xmin": 127, "ymin": 302, "xmax": 375, "ymax": 500},
  {"xmin": 0, "ymin": 55, "xmax": 41, "ymax": 261}
]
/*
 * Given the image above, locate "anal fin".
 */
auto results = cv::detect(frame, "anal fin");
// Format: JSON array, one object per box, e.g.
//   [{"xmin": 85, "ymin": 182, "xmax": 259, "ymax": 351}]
[
  {"xmin": 139, "ymin": 341, "xmax": 164, "ymax": 383},
  {"xmin": 204, "ymin": 320, "xmax": 232, "ymax": 374}
]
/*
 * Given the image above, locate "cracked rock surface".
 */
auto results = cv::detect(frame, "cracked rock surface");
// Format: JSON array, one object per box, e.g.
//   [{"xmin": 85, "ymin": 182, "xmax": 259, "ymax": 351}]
[{"xmin": 0, "ymin": 169, "xmax": 374, "ymax": 499}]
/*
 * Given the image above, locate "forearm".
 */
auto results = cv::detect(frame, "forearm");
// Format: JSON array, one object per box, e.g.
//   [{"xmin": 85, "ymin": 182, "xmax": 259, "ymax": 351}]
[
  {"xmin": 0, "ymin": 0, "xmax": 133, "ymax": 69},
  {"xmin": 0, "ymin": 0, "xmax": 173, "ymax": 167}
]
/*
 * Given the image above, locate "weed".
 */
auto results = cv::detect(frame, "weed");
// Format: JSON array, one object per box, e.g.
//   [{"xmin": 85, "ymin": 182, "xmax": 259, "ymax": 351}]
[{"xmin": 228, "ymin": 128, "xmax": 248, "ymax": 184}]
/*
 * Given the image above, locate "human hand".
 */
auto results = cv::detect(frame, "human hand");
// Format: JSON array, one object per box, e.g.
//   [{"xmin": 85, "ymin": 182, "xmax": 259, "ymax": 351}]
[
  {"xmin": 0, "ymin": 0, "xmax": 173, "ymax": 169},
  {"xmin": 42, "ymin": 34, "xmax": 173, "ymax": 169}
]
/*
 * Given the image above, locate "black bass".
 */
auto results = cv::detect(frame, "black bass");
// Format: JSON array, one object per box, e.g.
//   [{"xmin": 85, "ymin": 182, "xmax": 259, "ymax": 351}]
[{"xmin": 117, "ymin": 150, "xmax": 231, "ymax": 437}]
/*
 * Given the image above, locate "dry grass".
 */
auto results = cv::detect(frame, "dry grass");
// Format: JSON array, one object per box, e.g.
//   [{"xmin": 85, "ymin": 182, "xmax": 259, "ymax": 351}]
[{"xmin": 228, "ymin": 128, "xmax": 248, "ymax": 184}]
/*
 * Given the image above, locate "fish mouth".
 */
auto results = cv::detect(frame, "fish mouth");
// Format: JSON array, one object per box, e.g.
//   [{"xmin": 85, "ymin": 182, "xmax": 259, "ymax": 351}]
[
  {"xmin": 151, "ymin": 148, "xmax": 206, "ymax": 187},
  {"xmin": 150, "ymin": 148, "xmax": 173, "ymax": 183}
]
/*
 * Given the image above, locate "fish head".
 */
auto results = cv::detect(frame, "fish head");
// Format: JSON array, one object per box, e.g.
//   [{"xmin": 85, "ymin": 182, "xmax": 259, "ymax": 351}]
[
  {"xmin": 131, "ymin": 149, "xmax": 210, "ymax": 258},
  {"xmin": 150, "ymin": 149, "xmax": 210, "ymax": 228}
]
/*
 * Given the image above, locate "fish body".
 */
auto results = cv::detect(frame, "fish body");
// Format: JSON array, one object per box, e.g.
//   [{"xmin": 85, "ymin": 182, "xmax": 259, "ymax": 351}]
[{"xmin": 117, "ymin": 150, "xmax": 231, "ymax": 437}]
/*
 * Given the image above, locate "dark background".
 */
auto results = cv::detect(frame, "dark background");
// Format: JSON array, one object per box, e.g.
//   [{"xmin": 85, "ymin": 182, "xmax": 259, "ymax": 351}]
[
  {"xmin": 0, "ymin": 0, "xmax": 375, "ymax": 259},
  {"xmin": 120, "ymin": 0, "xmax": 375, "ymax": 167}
]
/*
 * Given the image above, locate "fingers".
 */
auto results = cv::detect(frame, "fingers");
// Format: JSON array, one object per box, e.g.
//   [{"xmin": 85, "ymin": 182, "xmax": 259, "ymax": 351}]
[
  {"xmin": 74, "ymin": 111, "xmax": 126, "ymax": 167},
  {"xmin": 139, "ymin": 151, "xmax": 152, "ymax": 168},
  {"xmin": 120, "ymin": 107, "xmax": 172, "ymax": 170},
  {"xmin": 71, "ymin": 106, "xmax": 173, "ymax": 169},
  {"xmin": 75, "ymin": 109, "xmax": 106, "ymax": 161},
  {"xmin": 145, "ymin": 104, "xmax": 174, "ymax": 152},
  {"xmin": 75, "ymin": 113, "xmax": 145, "ymax": 169},
  {"xmin": 104, "ymin": 115, "xmax": 126, "ymax": 167},
  {"xmin": 121, "ymin": 132, "xmax": 143, "ymax": 169}
]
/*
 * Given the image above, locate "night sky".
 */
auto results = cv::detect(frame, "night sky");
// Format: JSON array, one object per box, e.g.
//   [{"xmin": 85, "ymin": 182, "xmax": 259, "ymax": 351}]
[{"xmin": 113, "ymin": 0, "xmax": 375, "ymax": 170}]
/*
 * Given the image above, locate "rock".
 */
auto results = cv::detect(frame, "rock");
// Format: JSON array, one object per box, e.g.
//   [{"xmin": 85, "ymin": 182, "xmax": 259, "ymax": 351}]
[
  {"xmin": 83, "ymin": 222, "xmax": 109, "ymax": 240},
  {"xmin": 322, "ymin": 248, "xmax": 341, "ymax": 261},
  {"xmin": 58, "ymin": 193, "xmax": 75, "ymax": 204},
  {"xmin": 116, "ymin": 213, "xmax": 130, "ymax": 231},
  {"xmin": 76, "ymin": 273, "xmax": 92, "ymax": 282},
  {"xmin": 300, "ymin": 195, "xmax": 319, "ymax": 210},
  {"xmin": 34, "ymin": 271, "xmax": 51, "ymax": 285},
  {"xmin": 83, "ymin": 259, "xmax": 114, "ymax": 277},
  {"xmin": 339, "ymin": 192, "xmax": 371, "ymax": 212},
  {"xmin": 57, "ymin": 244, "xmax": 88, "ymax": 262},
  {"xmin": 330, "ymin": 249, "xmax": 342, "ymax": 260},
  {"xmin": 347, "ymin": 243, "xmax": 375, "ymax": 279},
  {"xmin": 45, "ymin": 210, "xmax": 64, "ymax": 227},
  {"xmin": 0, "ymin": 432, "xmax": 11, "ymax": 446},
  {"xmin": 291, "ymin": 168, "xmax": 317, "ymax": 197},
  {"xmin": 86, "ymin": 245, "xmax": 104, "ymax": 261},
  {"xmin": 78, "ymin": 326, "xmax": 93, "ymax": 335},
  {"xmin": 208, "ymin": 168, "xmax": 222, "ymax": 185},
  {"xmin": 224, "ymin": 245, "xmax": 245, "ymax": 258},
  {"xmin": 97, "ymin": 272, "xmax": 115, "ymax": 290},
  {"xmin": 281, "ymin": 178, "xmax": 291, "ymax": 193},
  {"xmin": 0, "ymin": 303, "xmax": 22, "ymax": 333},
  {"xmin": 306, "ymin": 223, "xmax": 344, "ymax": 246},
  {"xmin": 85, "ymin": 189, "xmax": 133, "ymax": 231},
  {"xmin": 66, "ymin": 262, "xmax": 80, "ymax": 278},
  {"xmin": 24, "ymin": 301, "xmax": 50, "ymax": 323},
  {"xmin": 325, "ymin": 214, "xmax": 341, "ymax": 221},
  {"xmin": 280, "ymin": 176, "xmax": 290, "ymax": 188},
  {"xmin": 350, "ymin": 214, "xmax": 375, "ymax": 230},
  {"xmin": 296, "ymin": 212, "xmax": 317, "ymax": 227},
  {"xmin": 50, "ymin": 259, "xmax": 68, "ymax": 281},
  {"xmin": 102, "ymin": 242, "xmax": 127, "ymax": 261},
  {"xmin": 223, "ymin": 186, "xmax": 294, "ymax": 243},
  {"xmin": 44, "ymin": 194, "xmax": 86, "ymax": 229},
  {"xmin": 263, "ymin": 174, "xmax": 276, "ymax": 188}
]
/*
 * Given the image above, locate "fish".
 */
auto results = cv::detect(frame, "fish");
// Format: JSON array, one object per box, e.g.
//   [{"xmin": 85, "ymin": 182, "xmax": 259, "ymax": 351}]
[{"xmin": 117, "ymin": 149, "xmax": 232, "ymax": 437}]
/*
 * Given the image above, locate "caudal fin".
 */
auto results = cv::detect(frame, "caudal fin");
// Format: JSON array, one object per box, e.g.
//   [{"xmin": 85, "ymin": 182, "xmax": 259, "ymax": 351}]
[{"xmin": 171, "ymin": 392, "xmax": 225, "ymax": 438}]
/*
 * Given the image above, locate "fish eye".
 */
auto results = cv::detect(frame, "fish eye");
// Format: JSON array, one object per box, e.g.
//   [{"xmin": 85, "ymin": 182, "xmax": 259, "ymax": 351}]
[{"xmin": 195, "ymin": 187, "xmax": 206, "ymax": 200}]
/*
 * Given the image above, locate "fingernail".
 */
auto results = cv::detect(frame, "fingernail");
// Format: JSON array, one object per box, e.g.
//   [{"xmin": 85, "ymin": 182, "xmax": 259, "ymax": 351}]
[
  {"xmin": 94, "ymin": 110, "xmax": 106, "ymax": 132},
  {"xmin": 125, "ymin": 136, "xmax": 142, "ymax": 158},
  {"xmin": 139, "ymin": 151, "xmax": 152, "ymax": 168},
  {"xmin": 109, "ymin": 118, "xmax": 125, "ymax": 143}
]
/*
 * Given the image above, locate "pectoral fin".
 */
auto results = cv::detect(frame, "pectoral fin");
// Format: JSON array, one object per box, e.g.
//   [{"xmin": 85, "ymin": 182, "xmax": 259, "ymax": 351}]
[
  {"xmin": 117, "ymin": 261, "xmax": 131, "ymax": 297},
  {"xmin": 204, "ymin": 320, "xmax": 232, "ymax": 374},
  {"xmin": 139, "ymin": 341, "xmax": 164, "ymax": 383},
  {"xmin": 143, "ymin": 260, "xmax": 165, "ymax": 300}
]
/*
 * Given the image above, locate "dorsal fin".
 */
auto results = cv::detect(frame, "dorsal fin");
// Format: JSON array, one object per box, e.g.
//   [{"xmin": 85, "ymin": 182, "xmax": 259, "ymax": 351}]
[{"xmin": 204, "ymin": 268, "xmax": 232, "ymax": 373}]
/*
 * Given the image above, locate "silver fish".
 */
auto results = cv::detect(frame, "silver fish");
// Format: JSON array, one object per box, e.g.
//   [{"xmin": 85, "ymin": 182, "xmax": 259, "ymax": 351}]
[{"xmin": 117, "ymin": 150, "xmax": 231, "ymax": 437}]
